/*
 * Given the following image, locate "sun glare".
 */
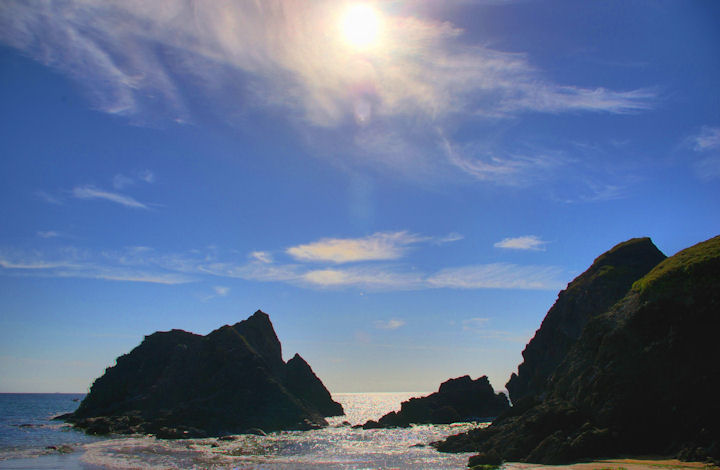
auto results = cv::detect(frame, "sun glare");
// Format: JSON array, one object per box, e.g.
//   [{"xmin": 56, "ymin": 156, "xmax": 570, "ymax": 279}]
[{"xmin": 341, "ymin": 4, "xmax": 382, "ymax": 51}]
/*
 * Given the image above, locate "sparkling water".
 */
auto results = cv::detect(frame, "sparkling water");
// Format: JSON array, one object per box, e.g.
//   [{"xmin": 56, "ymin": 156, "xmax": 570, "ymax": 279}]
[{"xmin": 0, "ymin": 392, "xmax": 483, "ymax": 469}]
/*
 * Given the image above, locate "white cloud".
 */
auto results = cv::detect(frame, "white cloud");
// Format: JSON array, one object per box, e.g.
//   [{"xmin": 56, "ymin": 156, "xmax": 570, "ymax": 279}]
[
  {"xmin": 494, "ymin": 235, "xmax": 548, "ymax": 251},
  {"xmin": 287, "ymin": 231, "xmax": 426, "ymax": 264},
  {"xmin": 374, "ymin": 319, "xmax": 406, "ymax": 330},
  {"xmin": 437, "ymin": 232, "xmax": 464, "ymax": 244},
  {"xmin": 138, "ymin": 170, "xmax": 155, "ymax": 183},
  {"xmin": 689, "ymin": 127, "xmax": 720, "ymax": 181},
  {"xmin": 0, "ymin": 1, "xmax": 655, "ymax": 185},
  {"xmin": 691, "ymin": 127, "xmax": 720, "ymax": 151},
  {"xmin": 440, "ymin": 136, "xmax": 569, "ymax": 186},
  {"xmin": 301, "ymin": 266, "xmax": 424, "ymax": 290},
  {"xmin": 213, "ymin": 286, "xmax": 230, "ymax": 296},
  {"xmin": 427, "ymin": 263, "xmax": 564, "ymax": 290},
  {"xmin": 72, "ymin": 185, "xmax": 150, "ymax": 209},
  {"xmin": 249, "ymin": 251, "xmax": 273, "ymax": 264},
  {"xmin": 0, "ymin": 243, "xmax": 566, "ymax": 291}
]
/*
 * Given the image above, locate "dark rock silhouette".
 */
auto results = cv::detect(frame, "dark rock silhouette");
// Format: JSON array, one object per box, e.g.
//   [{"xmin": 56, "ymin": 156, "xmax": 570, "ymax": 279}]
[
  {"xmin": 362, "ymin": 375, "xmax": 509, "ymax": 429},
  {"xmin": 436, "ymin": 235, "xmax": 720, "ymax": 465},
  {"xmin": 506, "ymin": 237, "xmax": 666, "ymax": 405},
  {"xmin": 285, "ymin": 353, "xmax": 344, "ymax": 417},
  {"xmin": 61, "ymin": 310, "xmax": 343, "ymax": 438}
]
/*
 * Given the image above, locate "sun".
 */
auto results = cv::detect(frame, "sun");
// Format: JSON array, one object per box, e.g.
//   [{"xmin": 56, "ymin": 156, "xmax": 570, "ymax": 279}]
[{"xmin": 340, "ymin": 4, "xmax": 383, "ymax": 51}]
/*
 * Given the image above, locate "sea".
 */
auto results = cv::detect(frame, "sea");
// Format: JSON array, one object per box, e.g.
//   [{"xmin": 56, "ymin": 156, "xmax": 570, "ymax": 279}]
[{"xmin": 0, "ymin": 392, "xmax": 484, "ymax": 469}]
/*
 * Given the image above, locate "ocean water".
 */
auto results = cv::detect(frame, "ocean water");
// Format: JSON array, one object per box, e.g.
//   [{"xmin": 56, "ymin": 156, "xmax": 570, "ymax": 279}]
[{"xmin": 0, "ymin": 392, "xmax": 483, "ymax": 469}]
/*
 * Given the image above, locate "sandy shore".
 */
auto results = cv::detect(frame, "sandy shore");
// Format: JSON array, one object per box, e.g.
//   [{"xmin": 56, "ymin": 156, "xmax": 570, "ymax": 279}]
[
  {"xmin": 1, "ymin": 452, "xmax": 716, "ymax": 469},
  {"xmin": 504, "ymin": 458, "xmax": 718, "ymax": 470}
]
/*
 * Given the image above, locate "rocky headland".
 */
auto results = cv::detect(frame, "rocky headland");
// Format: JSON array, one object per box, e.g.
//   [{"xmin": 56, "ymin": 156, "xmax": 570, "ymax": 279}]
[
  {"xmin": 435, "ymin": 235, "xmax": 720, "ymax": 466},
  {"xmin": 362, "ymin": 375, "xmax": 509, "ymax": 429},
  {"xmin": 506, "ymin": 237, "xmax": 666, "ymax": 405},
  {"xmin": 60, "ymin": 310, "xmax": 343, "ymax": 438}
]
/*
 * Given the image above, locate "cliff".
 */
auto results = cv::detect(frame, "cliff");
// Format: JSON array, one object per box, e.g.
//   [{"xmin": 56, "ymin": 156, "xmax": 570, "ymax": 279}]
[
  {"xmin": 506, "ymin": 237, "xmax": 666, "ymax": 404},
  {"xmin": 436, "ymin": 235, "xmax": 720, "ymax": 465},
  {"xmin": 363, "ymin": 375, "xmax": 509, "ymax": 429},
  {"xmin": 63, "ymin": 310, "xmax": 343, "ymax": 438}
]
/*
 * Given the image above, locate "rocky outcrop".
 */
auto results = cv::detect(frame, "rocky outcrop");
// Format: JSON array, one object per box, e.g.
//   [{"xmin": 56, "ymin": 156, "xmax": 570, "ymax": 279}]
[
  {"xmin": 62, "ymin": 310, "xmax": 343, "ymax": 438},
  {"xmin": 436, "ymin": 235, "xmax": 720, "ymax": 465},
  {"xmin": 285, "ymin": 353, "xmax": 344, "ymax": 417},
  {"xmin": 506, "ymin": 237, "xmax": 666, "ymax": 404},
  {"xmin": 362, "ymin": 375, "xmax": 509, "ymax": 429}
]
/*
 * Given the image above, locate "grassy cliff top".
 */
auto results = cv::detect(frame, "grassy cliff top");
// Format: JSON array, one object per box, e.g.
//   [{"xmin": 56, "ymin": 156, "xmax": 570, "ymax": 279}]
[{"xmin": 632, "ymin": 235, "xmax": 720, "ymax": 294}]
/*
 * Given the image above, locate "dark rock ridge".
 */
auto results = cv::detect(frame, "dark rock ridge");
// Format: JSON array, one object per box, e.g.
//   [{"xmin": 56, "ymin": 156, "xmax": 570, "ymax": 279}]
[
  {"xmin": 61, "ymin": 310, "xmax": 343, "ymax": 438},
  {"xmin": 435, "ymin": 235, "xmax": 720, "ymax": 465},
  {"xmin": 506, "ymin": 237, "xmax": 666, "ymax": 405},
  {"xmin": 362, "ymin": 375, "xmax": 509, "ymax": 429}
]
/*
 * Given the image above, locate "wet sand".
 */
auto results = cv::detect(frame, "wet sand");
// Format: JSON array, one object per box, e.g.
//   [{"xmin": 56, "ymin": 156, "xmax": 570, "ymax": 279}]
[{"xmin": 504, "ymin": 458, "xmax": 718, "ymax": 470}]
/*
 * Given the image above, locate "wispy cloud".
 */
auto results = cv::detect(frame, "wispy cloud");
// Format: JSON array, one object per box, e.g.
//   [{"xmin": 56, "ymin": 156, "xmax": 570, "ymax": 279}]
[
  {"xmin": 374, "ymin": 319, "xmax": 406, "ymax": 330},
  {"xmin": 462, "ymin": 317, "xmax": 490, "ymax": 331},
  {"xmin": 113, "ymin": 170, "xmax": 155, "ymax": 189},
  {"xmin": 461, "ymin": 317, "xmax": 532, "ymax": 343},
  {"xmin": 35, "ymin": 190, "xmax": 63, "ymax": 205},
  {"xmin": 440, "ymin": 136, "xmax": 568, "ymax": 186},
  {"xmin": 202, "ymin": 285, "xmax": 230, "ymax": 301},
  {"xmin": 691, "ymin": 127, "xmax": 720, "ymax": 151},
  {"xmin": 249, "ymin": 251, "xmax": 273, "ymax": 264},
  {"xmin": 494, "ymin": 235, "xmax": 548, "ymax": 251},
  {"xmin": 427, "ymin": 263, "xmax": 564, "ymax": 290},
  {"xmin": 72, "ymin": 185, "xmax": 150, "ymax": 209},
  {"xmin": 37, "ymin": 231, "xmax": 61, "ymax": 239},
  {"xmin": 0, "ymin": 247, "xmax": 191, "ymax": 284},
  {"xmin": 286, "ymin": 231, "xmax": 427, "ymax": 264},
  {"xmin": 301, "ymin": 266, "xmax": 424, "ymax": 290},
  {"xmin": 0, "ymin": 1, "xmax": 656, "ymax": 185},
  {"xmin": 689, "ymin": 126, "xmax": 720, "ymax": 181},
  {"xmin": 213, "ymin": 286, "xmax": 229, "ymax": 296},
  {"xmin": 0, "ymin": 244, "xmax": 566, "ymax": 292},
  {"xmin": 437, "ymin": 232, "xmax": 464, "ymax": 244}
]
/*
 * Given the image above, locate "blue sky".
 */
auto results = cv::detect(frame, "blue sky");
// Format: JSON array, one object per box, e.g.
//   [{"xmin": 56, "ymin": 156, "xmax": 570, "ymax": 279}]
[{"xmin": 0, "ymin": 0, "xmax": 718, "ymax": 393}]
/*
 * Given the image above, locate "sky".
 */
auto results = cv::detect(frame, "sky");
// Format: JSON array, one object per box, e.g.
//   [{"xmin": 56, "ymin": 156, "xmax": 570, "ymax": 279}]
[{"xmin": 0, "ymin": 0, "xmax": 718, "ymax": 394}]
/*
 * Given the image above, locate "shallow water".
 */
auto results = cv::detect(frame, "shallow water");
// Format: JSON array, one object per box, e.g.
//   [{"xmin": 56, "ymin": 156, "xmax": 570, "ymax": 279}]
[
  {"xmin": 0, "ymin": 392, "xmax": 482, "ymax": 469},
  {"xmin": 0, "ymin": 393, "xmax": 102, "ymax": 461}
]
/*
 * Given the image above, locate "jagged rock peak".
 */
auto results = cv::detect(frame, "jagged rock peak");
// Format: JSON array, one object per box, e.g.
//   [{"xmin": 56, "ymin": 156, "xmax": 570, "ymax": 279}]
[
  {"xmin": 506, "ymin": 237, "xmax": 665, "ymax": 404},
  {"xmin": 64, "ymin": 310, "xmax": 343, "ymax": 437},
  {"xmin": 285, "ymin": 353, "xmax": 344, "ymax": 417}
]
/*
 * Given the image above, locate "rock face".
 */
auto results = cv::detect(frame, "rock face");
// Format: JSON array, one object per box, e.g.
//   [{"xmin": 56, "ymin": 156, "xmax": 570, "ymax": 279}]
[
  {"xmin": 63, "ymin": 310, "xmax": 343, "ymax": 437},
  {"xmin": 436, "ymin": 235, "xmax": 720, "ymax": 465},
  {"xmin": 362, "ymin": 375, "xmax": 509, "ymax": 429},
  {"xmin": 506, "ymin": 237, "xmax": 666, "ymax": 405}
]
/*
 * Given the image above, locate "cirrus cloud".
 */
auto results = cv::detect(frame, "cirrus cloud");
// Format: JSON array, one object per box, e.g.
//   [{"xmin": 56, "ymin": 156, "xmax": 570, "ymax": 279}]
[{"xmin": 0, "ymin": 0, "xmax": 656, "ymax": 186}]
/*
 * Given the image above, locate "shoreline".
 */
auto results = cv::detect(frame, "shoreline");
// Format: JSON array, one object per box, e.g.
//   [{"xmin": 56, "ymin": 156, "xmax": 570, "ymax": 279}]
[
  {"xmin": 502, "ymin": 458, "xmax": 719, "ymax": 470},
  {"xmin": 2, "ymin": 446, "xmax": 718, "ymax": 470}
]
